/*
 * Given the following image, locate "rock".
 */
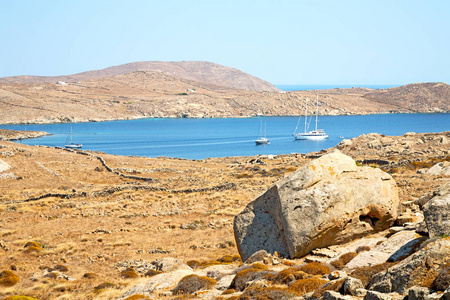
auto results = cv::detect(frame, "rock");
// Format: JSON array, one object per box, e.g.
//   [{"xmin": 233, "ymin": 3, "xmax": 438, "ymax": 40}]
[
  {"xmin": 323, "ymin": 290, "xmax": 356, "ymax": 300},
  {"xmin": 234, "ymin": 150, "xmax": 400, "ymax": 261},
  {"xmin": 443, "ymin": 286, "xmax": 450, "ymax": 300},
  {"xmin": 423, "ymin": 183, "xmax": 450, "ymax": 238},
  {"xmin": 427, "ymin": 161, "xmax": 450, "ymax": 176},
  {"xmin": 343, "ymin": 277, "xmax": 365, "ymax": 296},
  {"xmin": 245, "ymin": 249, "xmax": 270, "ymax": 263},
  {"xmin": 369, "ymin": 238, "xmax": 450, "ymax": 295},
  {"xmin": 0, "ymin": 159, "xmax": 11, "ymax": 172},
  {"xmin": 214, "ymin": 274, "xmax": 234, "ymax": 291},
  {"xmin": 329, "ymin": 271, "xmax": 348, "ymax": 280},
  {"xmin": 151, "ymin": 258, "xmax": 191, "ymax": 272},
  {"xmin": 408, "ymin": 286, "xmax": 430, "ymax": 300},
  {"xmin": 355, "ymin": 288, "xmax": 368, "ymax": 297},
  {"xmin": 425, "ymin": 293, "xmax": 443, "ymax": 300},
  {"xmin": 119, "ymin": 268, "xmax": 194, "ymax": 299},
  {"xmin": 346, "ymin": 230, "xmax": 425, "ymax": 269},
  {"xmin": 415, "ymin": 182, "xmax": 450, "ymax": 208},
  {"xmin": 364, "ymin": 290, "xmax": 393, "ymax": 300}
]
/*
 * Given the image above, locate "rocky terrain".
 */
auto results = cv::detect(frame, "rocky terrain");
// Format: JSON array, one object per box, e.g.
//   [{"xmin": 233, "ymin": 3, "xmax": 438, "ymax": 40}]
[
  {"xmin": 0, "ymin": 62, "xmax": 449, "ymax": 124},
  {"xmin": 0, "ymin": 131, "xmax": 449, "ymax": 299},
  {"xmin": 0, "ymin": 129, "xmax": 49, "ymax": 141}
]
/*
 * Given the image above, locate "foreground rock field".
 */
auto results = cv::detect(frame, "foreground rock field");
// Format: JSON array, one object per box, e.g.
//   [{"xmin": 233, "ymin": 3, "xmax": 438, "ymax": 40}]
[{"xmin": 0, "ymin": 131, "xmax": 449, "ymax": 299}]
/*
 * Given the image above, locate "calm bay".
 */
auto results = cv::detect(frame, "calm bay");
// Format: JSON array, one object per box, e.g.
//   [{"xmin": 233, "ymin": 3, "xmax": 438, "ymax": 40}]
[{"xmin": 1, "ymin": 113, "xmax": 449, "ymax": 159}]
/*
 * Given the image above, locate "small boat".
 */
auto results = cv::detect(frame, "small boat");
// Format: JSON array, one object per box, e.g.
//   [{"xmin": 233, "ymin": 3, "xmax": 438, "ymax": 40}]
[
  {"xmin": 293, "ymin": 95, "xmax": 329, "ymax": 140},
  {"xmin": 255, "ymin": 121, "xmax": 269, "ymax": 145},
  {"xmin": 65, "ymin": 126, "xmax": 82, "ymax": 149}
]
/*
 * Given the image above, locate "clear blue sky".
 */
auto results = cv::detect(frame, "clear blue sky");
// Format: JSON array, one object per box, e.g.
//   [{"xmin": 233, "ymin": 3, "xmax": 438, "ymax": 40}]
[{"xmin": 1, "ymin": 0, "xmax": 449, "ymax": 85}]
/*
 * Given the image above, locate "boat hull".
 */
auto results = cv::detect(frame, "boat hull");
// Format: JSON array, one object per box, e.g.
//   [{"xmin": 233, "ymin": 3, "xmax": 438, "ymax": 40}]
[
  {"xmin": 65, "ymin": 144, "xmax": 83, "ymax": 149},
  {"xmin": 255, "ymin": 138, "xmax": 269, "ymax": 145},
  {"xmin": 294, "ymin": 133, "xmax": 329, "ymax": 140}
]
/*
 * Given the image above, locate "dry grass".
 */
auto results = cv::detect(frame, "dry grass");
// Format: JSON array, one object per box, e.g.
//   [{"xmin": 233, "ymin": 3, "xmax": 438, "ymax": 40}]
[
  {"xmin": 298, "ymin": 261, "xmax": 331, "ymax": 275},
  {"xmin": 330, "ymin": 252, "xmax": 358, "ymax": 270},
  {"xmin": 0, "ymin": 270, "xmax": 20, "ymax": 287},
  {"xmin": 171, "ymin": 274, "xmax": 217, "ymax": 295},
  {"xmin": 0, "ymin": 132, "xmax": 448, "ymax": 298},
  {"xmin": 350, "ymin": 262, "xmax": 397, "ymax": 288},
  {"xmin": 288, "ymin": 277, "xmax": 328, "ymax": 295}
]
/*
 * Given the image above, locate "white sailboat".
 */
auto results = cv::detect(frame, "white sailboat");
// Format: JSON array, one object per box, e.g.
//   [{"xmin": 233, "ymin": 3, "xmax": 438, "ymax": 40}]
[
  {"xmin": 255, "ymin": 120, "xmax": 269, "ymax": 144},
  {"xmin": 65, "ymin": 126, "xmax": 82, "ymax": 149},
  {"xmin": 293, "ymin": 95, "xmax": 329, "ymax": 140}
]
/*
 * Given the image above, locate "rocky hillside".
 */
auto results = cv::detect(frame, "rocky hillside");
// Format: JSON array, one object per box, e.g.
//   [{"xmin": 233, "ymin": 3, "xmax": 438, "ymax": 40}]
[
  {"xmin": 363, "ymin": 82, "xmax": 450, "ymax": 112},
  {"xmin": 0, "ymin": 63, "xmax": 448, "ymax": 124},
  {"xmin": 0, "ymin": 61, "xmax": 279, "ymax": 92}
]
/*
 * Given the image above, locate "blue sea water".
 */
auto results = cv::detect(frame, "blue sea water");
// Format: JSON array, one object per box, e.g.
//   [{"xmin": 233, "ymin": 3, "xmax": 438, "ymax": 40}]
[
  {"xmin": 276, "ymin": 84, "xmax": 400, "ymax": 91},
  {"xmin": 1, "ymin": 114, "xmax": 449, "ymax": 160}
]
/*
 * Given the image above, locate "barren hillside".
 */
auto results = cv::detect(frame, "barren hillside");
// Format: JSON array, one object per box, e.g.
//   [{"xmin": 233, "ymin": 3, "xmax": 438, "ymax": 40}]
[
  {"xmin": 0, "ymin": 61, "xmax": 279, "ymax": 92},
  {"xmin": 0, "ymin": 63, "xmax": 448, "ymax": 124}
]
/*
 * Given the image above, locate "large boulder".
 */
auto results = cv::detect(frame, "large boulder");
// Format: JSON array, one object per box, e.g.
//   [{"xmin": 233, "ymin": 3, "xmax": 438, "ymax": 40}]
[
  {"xmin": 369, "ymin": 237, "xmax": 450, "ymax": 295},
  {"xmin": 234, "ymin": 150, "xmax": 400, "ymax": 261},
  {"xmin": 423, "ymin": 183, "xmax": 450, "ymax": 238}
]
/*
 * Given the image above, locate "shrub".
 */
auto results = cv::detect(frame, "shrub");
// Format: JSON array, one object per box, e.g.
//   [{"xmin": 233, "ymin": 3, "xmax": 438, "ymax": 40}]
[
  {"xmin": 121, "ymin": 268, "xmax": 139, "ymax": 278},
  {"xmin": 222, "ymin": 289, "xmax": 237, "ymax": 295},
  {"xmin": 432, "ymin": 264, "xmax": 450, "ymax": 291},
  {"xmin": 356, "ymin": 246, "xmax": 371, "ymax": 253},
  {"xmin": 94, "ymin": 282, "xmax": 116, "ymax": 290},
  {"xmin": 218, "ymin": 255, "xmax": 240, "ymax": 263},
  {"xmin": 311, "ymin": 278, "xmax": 345, "ymax": 298},
  {"xmin": 23, "ymin": 241, "xmax": 43, "ymax": 253},
  {"xmin": 0, "ymin": 270, "xmax": 19, "ymax": 287},
  {"xmin": 145, "ymin": 269, "xmax": 162, "ymax": 277},
  {"xmin": 82, "ymin": 272, "xmax": 97, "ymax": 279},
  {"xmin": 239, "ymin": 286, "xmax": 299, "ymax": 299},
  {"xmin": 273, "ymin": 268, "xmax": 312, "ymax": 284},
  {"xmin": 123, "ymin": 295, "xmax": 150, "ymax": 300},
  {"xmin": 298, "ymin": 261, "xmax": 330, "ymax": 275},
  {"xmin": 186, "ymin": 260, "xmax": 200, "ymax": 269},
  {"xmin": 53, "ymin": 264, "xmax": 69, "ymax": 272},
  {"xmin": 331, "ymin": 252, "xmax": 358, "ymax": 270},
  {"xmin": 350, "ymin": 262, "xmax": 396, "ymax": 288},
  {"xmin": 229, "ymin": 268, "xmax": 272, "ymax": 291},
  {"xmin": 171, "ymin": 274, "xmax": 216, "ymax": 295},
  {"xmin": 288, "ymin": 277, "xmax": 328, "ymax": 295}
]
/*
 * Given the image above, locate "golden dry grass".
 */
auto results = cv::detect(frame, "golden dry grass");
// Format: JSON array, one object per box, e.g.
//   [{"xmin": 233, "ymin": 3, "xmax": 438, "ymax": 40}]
[{"xmin": 0, "ymin": 132, "xmax": 448, "ymax": 299}]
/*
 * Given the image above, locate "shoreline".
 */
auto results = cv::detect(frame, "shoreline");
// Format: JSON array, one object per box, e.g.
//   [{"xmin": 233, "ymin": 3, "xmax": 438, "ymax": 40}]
[{"xmin": 0, "ymin": 111, "xmax": 448, "ymax": 126}]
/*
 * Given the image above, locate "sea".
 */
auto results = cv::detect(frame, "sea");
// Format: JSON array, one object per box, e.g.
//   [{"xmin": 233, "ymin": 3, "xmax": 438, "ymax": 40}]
[
  {"xmin": 1, "ymin": 113, "xmax": 449, "ymax": 160},
  {"xmin": 275, "ymin": 84, "xmax": 400, "ymax": 91}
]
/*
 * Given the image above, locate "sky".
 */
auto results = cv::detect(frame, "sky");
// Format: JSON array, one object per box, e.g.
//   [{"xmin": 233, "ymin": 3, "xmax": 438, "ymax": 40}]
[{"xmin": 1, "ymin": 0, "xmax": 449, "ymax": 85}]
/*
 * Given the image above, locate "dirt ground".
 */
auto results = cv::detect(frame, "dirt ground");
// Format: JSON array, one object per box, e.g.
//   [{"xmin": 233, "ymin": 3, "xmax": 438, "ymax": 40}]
[{"xmin": 0, "ymin": 131, "xmax": 448, "ymax": 299}]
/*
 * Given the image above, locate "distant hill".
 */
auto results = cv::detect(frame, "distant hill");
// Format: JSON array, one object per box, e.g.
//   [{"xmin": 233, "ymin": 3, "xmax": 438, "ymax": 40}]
[
  {"xmin": 0, "ymin": 61, "xmax": 279, "ymax": 92},
  {"xmin": 363, "ymin": 82, "xmax": 450, "ymax": 112}
]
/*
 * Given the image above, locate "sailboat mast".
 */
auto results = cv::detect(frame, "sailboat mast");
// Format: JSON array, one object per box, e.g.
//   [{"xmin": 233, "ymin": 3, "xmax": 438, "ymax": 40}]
[
  {"xmin": 304, "ymin": 99, "xmax": 308, "ymax": 133},
  {"xmin": 315, "ymin": 94, "xmax": 319, "ymax": 131}
]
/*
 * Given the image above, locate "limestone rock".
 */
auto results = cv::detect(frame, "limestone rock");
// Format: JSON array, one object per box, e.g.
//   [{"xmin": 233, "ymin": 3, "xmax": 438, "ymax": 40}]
[
  {"xmin": 368, "ymin": 238, "xmax": 450, "ymax": 295},
  {"xmin": 323, "ymin": 290, "xmax": 356, "ymax": 300},
  {"xmin": 151, "ymin": 258, "xmax": 191, "ymax": 272},
  {"xmin": 408, "ymin": 286, "xmax": 430, "ymax": 300},
  {"xmin": 364, "ymin": 290, "xmax": 393, "ymax": 300},
  {"xmin": 423, "ymin": 183, "xmax": 450, "ymax": 238},
  {"xmin": 343, "ymin": 277, "xmax": 365, "ymax": 296},
  {"xmin": 234, "ymin": 150, "xmax": 400, "ymax": 261},
  {"xmin": 119, "ymin": 268, "xmax": 194, "ymax": 299},
  {"xmin": 427, "ymin": 161, "xmax": 450, "ymax": 176},
  {"xmin": 0, "ymin": 159, "xmax": 10, "ymax": 172},
  {"xmin": 346, "ymin": 231, "xmax": 425, "ymax": 269},
  {"xmin": 443, "ymin": 286, "xmax": 450, "ymax": 300}
]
